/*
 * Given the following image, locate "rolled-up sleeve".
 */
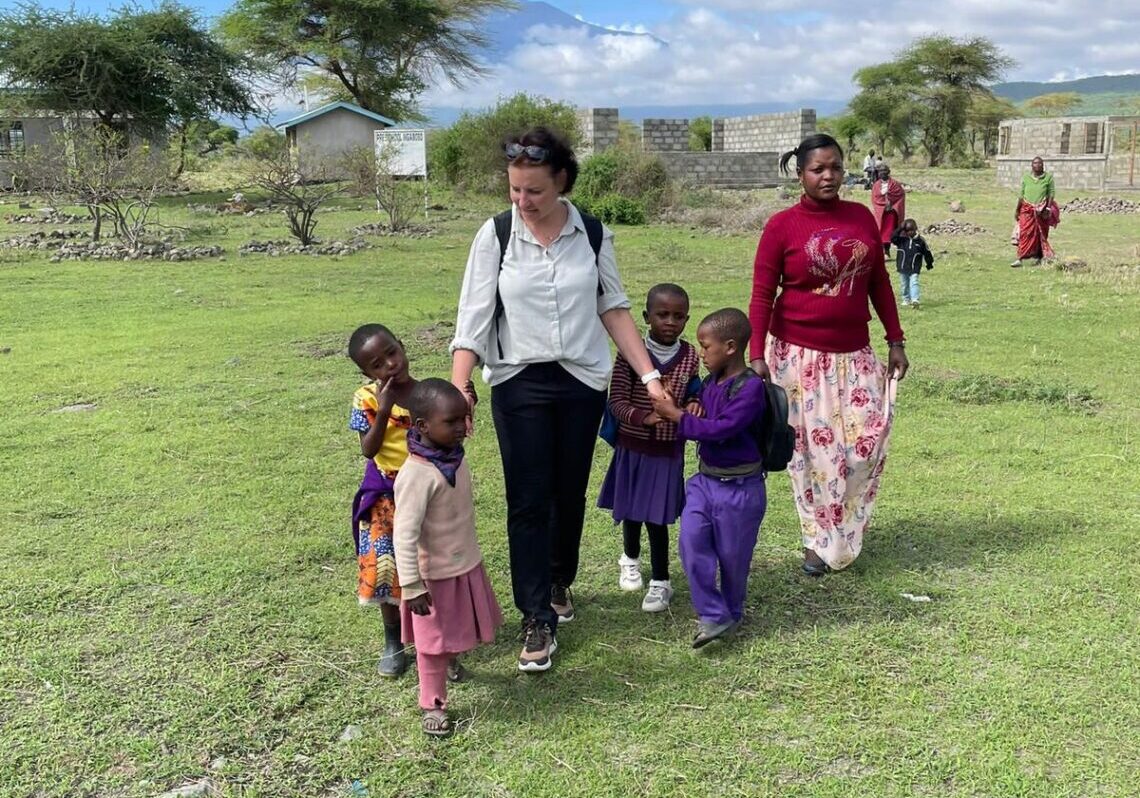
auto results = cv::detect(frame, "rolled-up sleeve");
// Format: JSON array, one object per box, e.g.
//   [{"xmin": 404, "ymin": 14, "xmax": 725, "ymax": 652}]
[
  {"xmin": 449, "ymin": 218, "xmax": 501, "ymax": 364},
  {"xmin": 594, "ymin": 229, "xmax": 631, "ymax": 315}
]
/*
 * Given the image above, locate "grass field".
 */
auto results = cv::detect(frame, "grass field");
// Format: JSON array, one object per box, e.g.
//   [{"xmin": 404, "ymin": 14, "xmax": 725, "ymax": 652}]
[{"xmin": 2, "ymin": 166, "xmax": 1138, "ymax": 798}]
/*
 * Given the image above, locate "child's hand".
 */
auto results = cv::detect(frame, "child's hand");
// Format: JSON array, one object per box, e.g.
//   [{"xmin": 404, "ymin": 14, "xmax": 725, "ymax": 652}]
[
  {"xmin": 685, "ymin": 400, "xmax": 704, "ymax": 418},
  {"xmin": 373, "ymin": 377, "xmax": 395, "ymax": 411},
  {"xmin": 406, "ymin": 593, "xmax": 433, "ymax": 615},
  {"xmin": 642, "ymin": 411, "xmax": 662, "ymax": 426},
  {"xmin": 650, "ymin": 391, "xmax": 683, "ymax": 423}
]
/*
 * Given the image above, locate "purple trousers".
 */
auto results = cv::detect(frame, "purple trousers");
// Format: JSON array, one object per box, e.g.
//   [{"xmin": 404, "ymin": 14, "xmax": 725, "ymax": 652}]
[{"xmin": 679, "ymin": 472, "xmax": 767, "ymax": 625}]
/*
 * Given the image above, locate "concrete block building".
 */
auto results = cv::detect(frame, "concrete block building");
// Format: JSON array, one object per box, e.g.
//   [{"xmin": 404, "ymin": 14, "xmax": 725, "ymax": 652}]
[{"xmin": 996, "ymin": 115, "xmax": 1140, "ymax": 191}]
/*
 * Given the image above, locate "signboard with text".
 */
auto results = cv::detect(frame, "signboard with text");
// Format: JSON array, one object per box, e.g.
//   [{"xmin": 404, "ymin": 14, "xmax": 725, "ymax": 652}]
[{"xmin": 374, "ymin": 129, "xmax": 427, "ymax": 177}]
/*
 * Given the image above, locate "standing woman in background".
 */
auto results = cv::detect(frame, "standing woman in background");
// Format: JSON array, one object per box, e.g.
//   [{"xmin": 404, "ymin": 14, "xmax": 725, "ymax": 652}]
[
  {"xmin": 748, "ymin": 133, "xmax": 908, "ymax": 576},
  {"xmin": 1011, "ymin": 156, "xmax": 1058, "ymax": 267},
  {"xmin": 449, "ymin": 127, "xmax": 665, "ymax": 672}
]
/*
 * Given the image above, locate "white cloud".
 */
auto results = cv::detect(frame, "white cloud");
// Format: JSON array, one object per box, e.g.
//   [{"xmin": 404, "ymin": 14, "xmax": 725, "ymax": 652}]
[{"xmin": 424, "ymin": 1, "xmax": 1140, "ymax": 112}]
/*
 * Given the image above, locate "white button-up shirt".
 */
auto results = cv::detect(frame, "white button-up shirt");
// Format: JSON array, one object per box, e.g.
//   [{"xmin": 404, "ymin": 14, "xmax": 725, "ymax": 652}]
[{"xmin": 450, "ymin": 199, "xmax": 631, "ymax": 391}]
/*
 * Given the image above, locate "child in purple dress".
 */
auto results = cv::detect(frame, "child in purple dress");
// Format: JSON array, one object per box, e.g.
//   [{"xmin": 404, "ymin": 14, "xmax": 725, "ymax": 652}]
[
  {"xmin": 651, "ymin": 308, "xmax": 767, "ymax": 648},
  {"xmin": 598, "ymin": 284, "xmax": 701, "ymax": 612}
]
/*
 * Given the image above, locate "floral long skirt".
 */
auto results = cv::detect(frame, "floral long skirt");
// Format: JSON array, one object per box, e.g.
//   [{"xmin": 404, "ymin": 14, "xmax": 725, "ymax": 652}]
[
  {"xmin": 358, "ymin": 494, "xmax": 401, "ymax": 605},
  {"xmin": 766, "ymin": 337, "xmax": 893, "ymax": 570}
]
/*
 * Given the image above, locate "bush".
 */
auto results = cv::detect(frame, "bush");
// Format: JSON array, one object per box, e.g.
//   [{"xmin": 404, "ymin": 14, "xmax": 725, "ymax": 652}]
[
  {"xmin": 240, "ymin": 126, "xmax": 286, "ymax": 160},
  {"xmin": 573, "ymin": 145, "xmax": 672, "ymax": 222},
  {"xmin": 578, "ymin": 193, "xmax": 647, "ymax": 225},
  {"xmin": 428, "ymin": 93, "xmax": 581, "ymax": 194}
]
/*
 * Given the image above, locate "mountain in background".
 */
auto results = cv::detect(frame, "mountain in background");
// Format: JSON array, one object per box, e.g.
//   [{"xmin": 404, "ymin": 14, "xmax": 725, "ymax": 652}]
[
  {"xmin": 992, "ymin": 74, "xmax": 1140, "ymax": 101},
  {"xmin": 476, "ymin": 0, "xmax": 664, "ymax": 61}
]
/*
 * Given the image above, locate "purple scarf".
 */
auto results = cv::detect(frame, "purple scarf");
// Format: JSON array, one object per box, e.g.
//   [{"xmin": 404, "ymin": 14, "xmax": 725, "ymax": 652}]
[{"xmin": 406, "ymin": 429, "xmax": 465, "ymax": 486}]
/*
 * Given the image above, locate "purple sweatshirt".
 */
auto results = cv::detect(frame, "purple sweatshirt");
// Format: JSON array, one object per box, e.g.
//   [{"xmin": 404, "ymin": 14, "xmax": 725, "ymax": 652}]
[{"xmin": 677, "ymin": 371, "xmax": 767, "ymax": 469}]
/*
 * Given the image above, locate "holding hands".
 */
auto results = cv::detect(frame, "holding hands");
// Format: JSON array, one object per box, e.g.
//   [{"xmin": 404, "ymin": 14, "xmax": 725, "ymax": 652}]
[{"xmin": 650, "ymin": 390, "xmax": 684, "ymax": 423}]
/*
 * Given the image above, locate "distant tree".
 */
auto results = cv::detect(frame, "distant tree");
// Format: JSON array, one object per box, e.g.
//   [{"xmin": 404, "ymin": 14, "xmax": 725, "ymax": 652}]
[
  {"xmin": 850, "ymin": 36, "xmax": 1014, "ymax": 166},
  {"xmin": 175, "ymin": 119, "xmax": 240, "ymax": 176},
  {"xmin": 967, "ymin": 95, "xmax": 1020, "ymax": 155},
  {"xmin": 689, "ymin": 116, "xmax": 713, "ymax": 151},
  {"xmin": 240, "ymin": 126, "xmax": 287, "ymax": 160},
  {"xmin": 219, "ymin": 0, "xmax": 512, "ymax": 121},
  {"xmin": 1023, "ymin": 92, "xmax": 1082, "ymax": 117},
  {"xmin": 616, "ymin": 120, "xmax": 642, "ymax": 150},
  {"xmin": 823, "ymin": 114, "xmax": 868, "ymax": 155},
  {"xmin": 0, "ymin": 3, "xmax": 258, "ymax": 137}
]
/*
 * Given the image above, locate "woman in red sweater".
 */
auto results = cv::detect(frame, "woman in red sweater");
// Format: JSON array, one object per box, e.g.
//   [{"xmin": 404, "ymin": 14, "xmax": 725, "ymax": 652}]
[{"xmin": 748, "ymin": 134, "xmax": 909, "ymax": 575}]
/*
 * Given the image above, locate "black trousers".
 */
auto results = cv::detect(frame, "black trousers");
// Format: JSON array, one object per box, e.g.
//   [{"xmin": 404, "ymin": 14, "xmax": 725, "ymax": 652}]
[{"xmin": 491, "ymin": 363, "xmax": 606, "ymax": 630}]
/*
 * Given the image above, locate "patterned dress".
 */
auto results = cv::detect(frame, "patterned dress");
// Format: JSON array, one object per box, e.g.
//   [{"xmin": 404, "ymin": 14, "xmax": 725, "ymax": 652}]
[{"xmin": 349, "ymin": 385, "xmax": 412, "ymax": 605}]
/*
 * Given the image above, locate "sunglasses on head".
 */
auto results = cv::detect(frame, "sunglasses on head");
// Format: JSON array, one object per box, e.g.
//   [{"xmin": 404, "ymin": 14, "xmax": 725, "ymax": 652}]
[{"xmin": 505, "ymin": 142, "xmax": 550, "ymax": 162}]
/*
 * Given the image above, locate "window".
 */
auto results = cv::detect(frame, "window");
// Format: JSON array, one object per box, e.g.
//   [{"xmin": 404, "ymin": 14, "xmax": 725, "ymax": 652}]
[
  {"xmin": 998, "ymin": 125, "xmax": 1011, "ymax": 155},
  {"xmin": 1059, "ymin": 123, "xmax": 1071, "ymax": 154},
  {"xmin": 1084, "ymin": 122, "xmax": 1102, "ymax": 154},
  {"xmin": 0, "ymin": 121, "xmax": 24, "ymax": 159}
]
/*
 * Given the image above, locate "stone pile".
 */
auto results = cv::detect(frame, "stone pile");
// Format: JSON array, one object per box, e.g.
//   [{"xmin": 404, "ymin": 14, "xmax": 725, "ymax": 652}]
[
  {"xmin": 923, "ymin": 219, "xmax": 987, "ymax": 236},
  {"xmin": 238, "ymin": 238, "xmax": 368, "ymax": 257},
  {"xmin": 1060, "ymin": 196, "xmax": 1140, "ymax": 214},
  {"xmin": 4, "ymin": 229, "xmax": 90, "ymax": 250},
  {"xmin": 4, "ymin": 210, "xmax": 91, "ymax": 224},
  {"xmin": 48, "ymin": 242, "xmax": 224, "ymax": 262},
  {"xmin": 351, "ymin": 222, "xmax": 434, "ymax": 238}
]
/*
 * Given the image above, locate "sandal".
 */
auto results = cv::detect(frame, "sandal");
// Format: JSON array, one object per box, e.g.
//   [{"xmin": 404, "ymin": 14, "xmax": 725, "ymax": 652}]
[
  {"xmin": 421, "ymin": 709, "xmax": 453, "ymax": 738},
  {"xmin": 447, "ymin": 659, "xmax": 468, "ymax": 683},
  {"xmin": 801, "ymin": 554, "xmax": 832, "ymax": 578}
]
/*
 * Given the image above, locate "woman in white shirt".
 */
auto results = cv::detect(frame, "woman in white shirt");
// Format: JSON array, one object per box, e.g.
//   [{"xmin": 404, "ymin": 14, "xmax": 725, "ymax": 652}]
[{"xmin": 449, "ymin": 127, "xmax": 665, "ymax": 673}]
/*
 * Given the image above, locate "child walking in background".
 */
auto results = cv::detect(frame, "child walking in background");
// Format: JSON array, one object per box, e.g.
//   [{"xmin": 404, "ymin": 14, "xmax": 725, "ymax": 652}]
[
  {"xmin": 395, "ymin": 379, "xmax": 504, "ymax": 738},
  {"xmin": 598, "ymin": 284, "xmax": 701, "ymax": 612},
  {"xmin": 890, "ymin": 219, "xmax": 934, "ymax": 308},
  {"xmin": 347, "ymin": 324, "xmax": 418, "ymax": 678},
  {"xmin": 651, "ymin": 309, "xmax": 767, "ymax": 648}
]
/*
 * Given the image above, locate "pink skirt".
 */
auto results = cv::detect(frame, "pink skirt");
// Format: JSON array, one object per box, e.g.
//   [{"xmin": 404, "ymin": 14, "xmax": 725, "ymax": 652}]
[
  {"xmin": 400, "ymin": 562, "xmax": 504, "ymax": 656},
  {"xmin": 766, "ymin": 337, "xmax": 893, "ymax": 571}
]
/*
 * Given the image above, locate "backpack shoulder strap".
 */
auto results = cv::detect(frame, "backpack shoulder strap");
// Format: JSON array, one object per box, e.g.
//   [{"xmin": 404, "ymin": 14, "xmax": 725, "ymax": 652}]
[
  {"xmin": 726, "ymin": 367, "xmax": 758, "ymax": 400},
  {"xmin": 579, "ymin": 210, "xmax": 604, "ymax": 264},
  {"xmin": 493, "ymin": 209, "xmax": 513, "ymax": 267},
  {"xmin": 579, "ymin": 209, "xmax": 605, "ymax": 297}
]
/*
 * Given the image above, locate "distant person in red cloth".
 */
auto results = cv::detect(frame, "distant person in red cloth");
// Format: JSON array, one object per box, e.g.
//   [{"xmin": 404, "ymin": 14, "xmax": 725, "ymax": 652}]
[
  {"xmin": 1011, "ymin": 156, "xmax": 1059, "ymax": 267},
  {"xmin": 871, "ymin": 163, "xmax": 906, "ymax": 256},
  {"xmin": 748, "ymin": 133, "xmax": 908, "ymax": 576}
]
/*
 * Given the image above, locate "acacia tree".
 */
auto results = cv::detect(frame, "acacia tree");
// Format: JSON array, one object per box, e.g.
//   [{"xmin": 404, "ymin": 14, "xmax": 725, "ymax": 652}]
[
  {"xmin": 850, "ymin": 36, "xmax": 1013, "ymax": 166},
  {"xmin": 219, "ymin": 0, "xmax": 512, "ymax": 121},
  {"xmin": 0, "ymin": 3, "xmax": 259, "ymax": 137},
  {"xmin": 967, "ymin": 95, "xmax": 1020, "ymax": 155},
  {"xmin": 1024, "ymin": 92, "xmax": 1082, "ymax": 117}
]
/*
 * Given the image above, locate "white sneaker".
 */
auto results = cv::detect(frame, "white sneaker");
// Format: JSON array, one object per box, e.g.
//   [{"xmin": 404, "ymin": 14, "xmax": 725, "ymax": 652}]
[
  {"xmin": 641, "ymin": 580, "xmax": 673, "ymax": 612},
  {"xmin": 618, "ymin": 554, "xmax": 643, "ymax": 592}
]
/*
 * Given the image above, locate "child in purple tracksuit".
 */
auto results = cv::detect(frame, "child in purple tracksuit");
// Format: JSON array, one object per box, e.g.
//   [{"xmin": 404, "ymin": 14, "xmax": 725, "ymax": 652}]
[{"xmin": 651, "ymin": 308, "xmax": 767, "ymax": 648}]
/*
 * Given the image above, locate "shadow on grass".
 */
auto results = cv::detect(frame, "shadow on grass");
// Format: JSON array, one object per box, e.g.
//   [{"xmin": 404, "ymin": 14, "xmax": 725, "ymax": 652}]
[{"xmin": 453, "ymin": 510, "xmax": 1088, "ymax": 725}]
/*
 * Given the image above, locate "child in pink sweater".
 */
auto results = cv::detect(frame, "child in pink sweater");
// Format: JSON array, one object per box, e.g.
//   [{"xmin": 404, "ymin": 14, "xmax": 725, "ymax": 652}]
[{"xmin": 394, "ymin": 379, "xmax": 503, "ymax": 738}]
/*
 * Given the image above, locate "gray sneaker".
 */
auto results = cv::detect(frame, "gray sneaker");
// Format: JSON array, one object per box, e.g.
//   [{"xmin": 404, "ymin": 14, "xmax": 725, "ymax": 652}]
[{"xmin": 641, "ymin": 580, "xmax": 673, "ymax": 612}]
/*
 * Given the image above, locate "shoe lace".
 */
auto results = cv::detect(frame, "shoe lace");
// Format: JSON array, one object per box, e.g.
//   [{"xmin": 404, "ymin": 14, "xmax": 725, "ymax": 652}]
[
  {"xmin": 621, "ymin": 562, "xmax": 640, "ymax": 581},
  {"xmin": 646, "ymin": 584, "xmax": 667, "ymax": 602},
  {"xmin": 523, "ymin": 620, "xmax": 549, "ymax": 653}
]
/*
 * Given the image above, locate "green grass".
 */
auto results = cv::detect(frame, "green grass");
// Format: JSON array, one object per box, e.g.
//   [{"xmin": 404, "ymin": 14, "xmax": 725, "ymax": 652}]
[{"xmin": 1, "ymin": 166, "xmax": 1139, "ymax": 798}]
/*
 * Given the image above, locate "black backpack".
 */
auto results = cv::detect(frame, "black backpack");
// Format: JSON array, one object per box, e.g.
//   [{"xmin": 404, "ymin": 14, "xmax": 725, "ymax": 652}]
[
  {"xmin": 491, "ymin": 207, "xmax": 605, "ymax": 359},
  {"xmin": 702, "ymin": 367, "xmax": 795, "ymax": 473}
]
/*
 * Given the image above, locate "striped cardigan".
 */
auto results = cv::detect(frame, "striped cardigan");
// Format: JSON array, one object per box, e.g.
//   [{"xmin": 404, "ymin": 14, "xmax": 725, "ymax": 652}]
[{"xmin": 608, "ymin": 341, "xmax": 701, "ymax": 457}]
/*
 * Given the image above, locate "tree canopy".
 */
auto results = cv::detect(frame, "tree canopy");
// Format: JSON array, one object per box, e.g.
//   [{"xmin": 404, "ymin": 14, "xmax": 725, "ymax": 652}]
[
  {"xmin": 219, "ymin": 0, "xmax": 512, "ymax": 121},
  {"xmin": 850, "ymin": 36, "xmax": 1014, "ymax": 165},
  {"xmin": 1023, "ymin": 92, "xmax": 1082, "ymax": 117},
  {"xmin": 0, "ymin": 3, "xmax": 259, "ymax": 135}
]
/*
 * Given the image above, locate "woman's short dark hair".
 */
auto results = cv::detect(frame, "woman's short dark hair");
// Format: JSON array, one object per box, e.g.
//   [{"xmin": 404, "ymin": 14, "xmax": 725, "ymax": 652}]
[
  {"xmin": 779, "ymin": 133, "xmax": 845, "ymax": 176},
  {"xmin": 504, "ymin": 126, "xmax": 579, "ymax": 194}
]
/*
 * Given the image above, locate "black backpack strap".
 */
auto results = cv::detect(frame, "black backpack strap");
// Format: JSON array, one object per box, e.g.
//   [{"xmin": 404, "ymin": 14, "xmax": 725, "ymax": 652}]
[
  {"xmin": 492, "ymin": 210, "xmax": 512, "ymax": 359},
  {"xmin": 579, "ymin": 209, "xmax": 605, "ymax": 296},
  {"xmin": 725, "ymin": 367, "xmax": 757, "ymax": 400}
]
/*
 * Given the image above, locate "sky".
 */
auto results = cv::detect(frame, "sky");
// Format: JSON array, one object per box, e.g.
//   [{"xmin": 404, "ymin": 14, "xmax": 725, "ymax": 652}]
[{"xmin": 24, "ymin": 0, "xmax": 1140, "ymax": 114}]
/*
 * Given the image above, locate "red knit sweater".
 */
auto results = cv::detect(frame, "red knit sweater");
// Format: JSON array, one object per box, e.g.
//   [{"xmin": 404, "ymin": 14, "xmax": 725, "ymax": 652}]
[{"xmin": 749, "ymin": 195, "xmax": 905, "ymax": 359}]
